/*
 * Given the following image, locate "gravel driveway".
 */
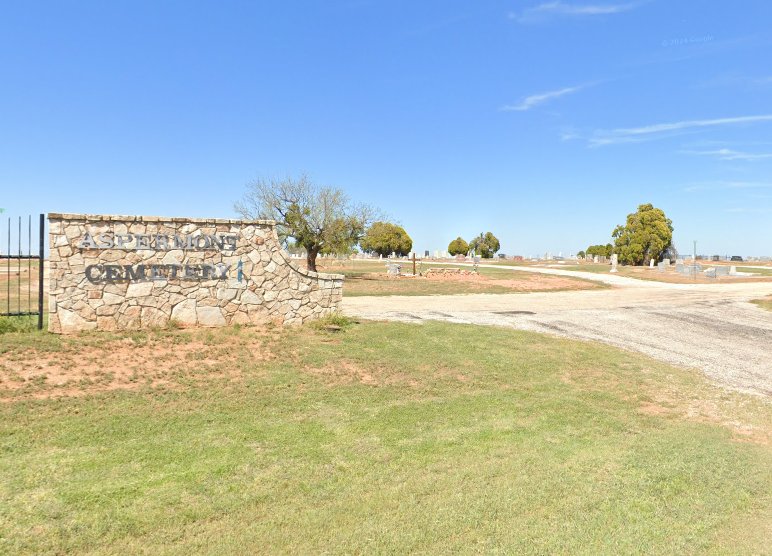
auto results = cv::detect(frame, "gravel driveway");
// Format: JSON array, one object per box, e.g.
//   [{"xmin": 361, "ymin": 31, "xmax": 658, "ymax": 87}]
[{"xmin": 342, "ymin": 267, "xmax": 772, "ymax": 397}]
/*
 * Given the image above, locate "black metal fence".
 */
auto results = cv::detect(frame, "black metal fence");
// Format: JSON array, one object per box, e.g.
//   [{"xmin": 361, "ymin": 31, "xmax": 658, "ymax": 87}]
[{"xmin": 0, "ymin": 214, "xmax": 45, "ymax": 329}]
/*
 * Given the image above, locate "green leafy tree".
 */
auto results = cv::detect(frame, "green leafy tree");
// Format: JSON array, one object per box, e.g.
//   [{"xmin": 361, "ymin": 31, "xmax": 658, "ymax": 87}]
[
  {"xmin": 360, "ymin": 222, "xmax": 413, "ymax": 257},
  {"xmin": 577, "ymin": 250, "xmax": 586, "ymax": 259},
  {"xmin": 447, "ymin": 237, "xmax": 469, "ymax": 256},
  {"xmin": 235, "ymin": 175, "xmax": 377, "ymax": 272},
  {"xmin": 586, "ymin": 244, "xmax": 614, "ymax": 257},
  {"xmin": 612, "ymin": 203, "xmax": 673, "ymax": 266},
  {"xmin": 468, "ymin": 232, "xmax": 500, "ymax": 259}
]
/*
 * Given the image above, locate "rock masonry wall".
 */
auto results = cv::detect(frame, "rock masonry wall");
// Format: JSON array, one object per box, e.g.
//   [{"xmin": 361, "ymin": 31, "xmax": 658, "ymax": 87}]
[{"xmin": 48, "ymin": 214, "xmax": 344, "ymax": 334}]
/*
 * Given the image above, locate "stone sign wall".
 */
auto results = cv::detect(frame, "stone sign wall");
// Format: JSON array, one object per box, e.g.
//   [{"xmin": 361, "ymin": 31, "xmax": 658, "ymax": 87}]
[{"xmin": 48, "ymin": 214, "xmax": 344, "ymax": 334}]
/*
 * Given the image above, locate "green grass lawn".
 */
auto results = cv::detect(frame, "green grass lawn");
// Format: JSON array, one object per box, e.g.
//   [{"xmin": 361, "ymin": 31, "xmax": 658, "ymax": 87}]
[
  {"xmin": 0, "ymin": 258, "xmax": 41, "ymax": 316},
  {"xmin": 752, "ymin": 296, "xmax": 772, "ymax": 311},
  {"xmin": 1, "ymin": 321, "xmax": 770, "ymax": 554},
  {"xmin": 557, "ymin": 264, "xmax": 612, "ymax": 273},
  {"xmin": 740, "ymin": 266, "xmax": 772, "ymax": 276},
  {"xmin": 0, "ymin": 315, "xmax": 41, "ymax": 334}
]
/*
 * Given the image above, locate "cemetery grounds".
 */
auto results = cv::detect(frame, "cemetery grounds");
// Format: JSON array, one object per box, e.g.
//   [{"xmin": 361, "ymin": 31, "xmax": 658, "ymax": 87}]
[
  {"xmin": 0, "ymin": 259, "xmax": 771, "ymax": 553},
  {"xmin": 311, "ymin": 258, "xmax": 607, "ymax": 296},
  {"xmin": 556, "ymin": 261, "xmax": 772, "ymax": 285}
]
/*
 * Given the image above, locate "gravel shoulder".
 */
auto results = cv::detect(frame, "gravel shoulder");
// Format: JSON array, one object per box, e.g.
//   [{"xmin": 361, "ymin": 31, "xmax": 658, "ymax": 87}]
[{"xmin": 343, "ymin": 271, "xmax": 772, "ymax": 397}]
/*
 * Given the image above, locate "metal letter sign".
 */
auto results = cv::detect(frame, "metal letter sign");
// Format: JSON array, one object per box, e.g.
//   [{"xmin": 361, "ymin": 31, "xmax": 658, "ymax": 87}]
[
  {"xmin": 77, "ymin": 228, "xmax": 242, "ymax": 283},
  {"xmin": 77, "ymin": 232, "xmax": 239, "ymax": 251}
]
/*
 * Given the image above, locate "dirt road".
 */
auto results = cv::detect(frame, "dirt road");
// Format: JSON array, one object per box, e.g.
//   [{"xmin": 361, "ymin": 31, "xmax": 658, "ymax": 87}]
[{"xmin": 342, "ymin": 268, "xmax": 772, "ymax": 397}]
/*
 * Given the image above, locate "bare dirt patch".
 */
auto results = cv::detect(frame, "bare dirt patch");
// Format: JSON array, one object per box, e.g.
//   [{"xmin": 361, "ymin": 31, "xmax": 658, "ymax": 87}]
[
  {"xmin": 636, "ymin": 388, "xmax": 771, "ymax": 446},
  {"xmin": 307, "ymin": 361, "xmax": 379, "ymax": 386},
  {"xmin": 423, "ymin": 270, "xmax": 588, "ymax": 289},
  {"xmin": 0, "ymin": 328, "xmax": 278, "ymax": 401},
  {"xmin": 558, "ymin": 364, "xmax": 770, "ymax": 445},
  {"xmin": 345, "ymin": 270, "xmax": 603, "ymax": 296}
]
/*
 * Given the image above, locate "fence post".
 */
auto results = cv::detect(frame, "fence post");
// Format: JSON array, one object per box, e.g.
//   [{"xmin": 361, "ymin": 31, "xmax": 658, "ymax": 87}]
[{"xmin": 38, "ymin": 214, "xmax": 44, "ymax": 330}]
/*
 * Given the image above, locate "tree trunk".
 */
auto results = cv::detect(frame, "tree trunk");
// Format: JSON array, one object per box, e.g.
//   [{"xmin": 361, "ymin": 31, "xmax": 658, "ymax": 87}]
[{"xmin": 306, "ymin": 247, "xmax": 320, "ymax": 272}]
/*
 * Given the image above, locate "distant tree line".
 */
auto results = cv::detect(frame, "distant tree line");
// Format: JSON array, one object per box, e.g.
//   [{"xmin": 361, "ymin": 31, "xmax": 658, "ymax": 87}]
[
  {"xmin": 235, "ymin": 177, "xmax": 671, "ymax": 270},
  {"xmin": 447, "ymin": 232, "xmax": 500, "ymax": 258},
  {"xmin": 235, "ymin": 175, "xmax": 413, "ymax": 271},
  {"xmin": 581, "ymin": 203, "xmax": 674, "ymax": 266},
  {"xmin": 585, "ymin": 244, "xmax": 614, "ymax": 258}
]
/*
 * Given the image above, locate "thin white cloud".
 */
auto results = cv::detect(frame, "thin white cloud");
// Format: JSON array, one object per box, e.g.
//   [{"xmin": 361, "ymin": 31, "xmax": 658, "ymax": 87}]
[
  {"xmin": 502, "ymin": 85, "xmax": 586, "ymax": 112},
  {"xmin": 724, "ymin": 181, "xmax": 772, "ymax": 188},
  {"xmin": 681, "ymin": 148, "xmax": 772, "ymax": 161},
  {"xmin": 612, "ymin": 115, "xmax": 772, "ymax": 136},
  {"xmin": 590, "ymin": 114, "xmax": 772, "ymax": 146},
  {"xmin": 560, "ymin": 128, "xmax": 581, "ymax": 141},
  {"xmin": 512, "ymin": 2, "xmax": 639, "ymax": 23},
  {"xmin": 698, "ymin": 73, "xmax": 772, "ymax": 90}
]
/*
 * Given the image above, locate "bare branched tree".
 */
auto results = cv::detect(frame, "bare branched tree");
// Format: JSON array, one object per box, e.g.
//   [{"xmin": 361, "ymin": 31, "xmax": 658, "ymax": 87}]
[{"xmin": 235, "ymin": 175, "xmax": 378, "ymax": 272}]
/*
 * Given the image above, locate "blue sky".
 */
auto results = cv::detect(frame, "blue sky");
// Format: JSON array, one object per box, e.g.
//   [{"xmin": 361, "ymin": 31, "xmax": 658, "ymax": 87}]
[{"xmin": 1, "ymin": 1, "xmax": 771, "ymax": 257}]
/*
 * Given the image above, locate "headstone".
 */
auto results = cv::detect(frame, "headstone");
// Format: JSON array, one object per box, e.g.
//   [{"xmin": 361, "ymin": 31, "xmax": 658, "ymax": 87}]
[
  {"xmin": 682, "ymin": 264, "xmax": 701, "ymax": 276},
  {"xmin": 704, "ymin": 268, "xmax": 716, "ymax": 279},
  {"xmin": 386, "ymin": 263, "xmax": 401, "ymax": 276},
  {"xmin": 649, "ymin": 259, "xmax": 655, "ymax": 269},
  {"xmin": 593, "ymin": 255, "xmax": 599, "ymax": 263},
  {"xmin": 729, "ymin": 266, "xmax": 737, "ymax": 276},
  {"xmin": 610, "ymin": 254, "xmax": 618, "ymax": 273},
  {"xmin": 657, "ymin": 262, "xmax": 665, "ymax": 273}
]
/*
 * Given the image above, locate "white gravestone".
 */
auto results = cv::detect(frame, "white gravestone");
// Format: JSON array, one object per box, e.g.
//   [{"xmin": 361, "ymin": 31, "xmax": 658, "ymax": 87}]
[{"xmin": 610, "ymin": 254, "xmax": 618, "ymax": 273}]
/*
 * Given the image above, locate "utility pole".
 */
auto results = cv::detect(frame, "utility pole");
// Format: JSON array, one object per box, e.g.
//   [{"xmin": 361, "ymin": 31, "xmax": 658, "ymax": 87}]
[{"xmin": 693, "ymin": 240, "xmax": 697, "ymax": 281}]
